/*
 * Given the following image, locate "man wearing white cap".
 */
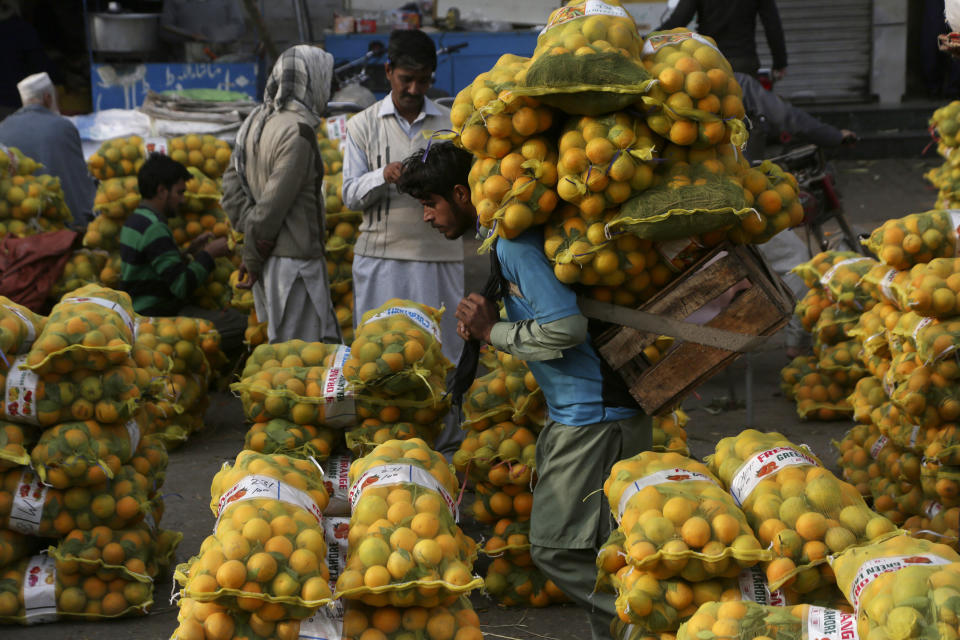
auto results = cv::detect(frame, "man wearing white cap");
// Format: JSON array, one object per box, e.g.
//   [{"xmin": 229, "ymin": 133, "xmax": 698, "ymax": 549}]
[{"xmin": 0, "ymin": 72, "xmax": 95, "ymax": 228}]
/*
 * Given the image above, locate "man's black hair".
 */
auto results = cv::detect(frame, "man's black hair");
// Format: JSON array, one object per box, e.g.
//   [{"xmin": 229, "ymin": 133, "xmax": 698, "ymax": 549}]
[
  {"xmin": 397, "ymin": 141, "xmax": 473, "ymax": 202},
  {"xmin": 387, "ymin": 29, "xmax": 437, "ymax": 72},
  {"xmin": 138, "ymin": 153, "xmax": 191, "ymax": 199}
]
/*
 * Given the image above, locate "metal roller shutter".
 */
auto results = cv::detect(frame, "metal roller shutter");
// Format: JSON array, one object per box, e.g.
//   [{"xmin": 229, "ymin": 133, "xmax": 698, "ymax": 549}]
[{"xmin": 756, "ymin": 0, "xmax": 873, "ymax": 103}]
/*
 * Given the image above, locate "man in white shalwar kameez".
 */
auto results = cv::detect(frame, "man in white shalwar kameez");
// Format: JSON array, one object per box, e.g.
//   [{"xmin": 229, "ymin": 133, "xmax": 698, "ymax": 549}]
[{"xmin": 222, "ymin": 45, "xmax": 341, "ymax": 344}]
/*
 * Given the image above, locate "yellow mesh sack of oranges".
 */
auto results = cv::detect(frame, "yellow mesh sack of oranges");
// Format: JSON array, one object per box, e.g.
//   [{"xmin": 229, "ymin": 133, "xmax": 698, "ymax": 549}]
[
  {"xmin": 468, "ymin": 137, "xmax": 559, "ymax": 246},
  {"xmin": 50, "ymin": 249, "xmax": 109, "ymax": 300},
  {"xmin": 834, "ymin": 423, "xmax": 890, "ymax": 498},
  {"xmin": 726, "ymin": 160, "xmax": 802, "ymax": 245},
  {"xmin": 605, "ymin": 163, "xmax": 752, "ymax": 242},
  {"xmin": 792, "ymin": 250, "xmax": 863, "ymax": 289},
  {"xmin": 344, "ymin": 300, "xmax": 450, "ymax": 396},
  {"xmin": 707, "ymin": 429, "xmax": 898, "ymax": 593},
  {"xmin": 0, "ymin": 529, "xmax": 35, "ymax": 566},
  {"xmin": 453, "ymin": 421, "xmax": 537, "ymax": 489},
  {"xmin": 24, "ymin": 284, "xmax": 136, "ymax": 374},
  {"xmin": 920, "ymin": 458, "xmax": 960, "ymax": 509},
  {"xmin": 136, "ymin": 315, "xmax": 225, "ymax": 375},
  {"xmin": 0, "ymin": 465, "xmax": 151, "ymax": 538},
  {"xmin": 0, "ymin": 174, "xmax": 72, "ymax": 237},
  {"xmin": 888, "ymin": 366, "xmax": 960, "ymax": 431},
  {"xmin": 86, "ymin": 136, "xmax": 145, "ymax": 180},
  {"xmin": 932, "ymin": 101, "xmax": 960, "ymax": 148},
  {"xmin": 180, "ymin": 168, "xmax": 222, "ymax": 214},
  {"xmin": 829, "ymin": 534, "xmax": 960, "ymax": 640},
  {"xmin": 641, "ymin": 29, "xmax": 747, "ymax": 150},
  {"xmin": 0, "ymin": 554, "xmax": 152, "ymax": 623},
  {"xmin": 789, "ymin": 369, "xmax": 855, "ymax": 421},
  {"xmin": 863, "ymin": 210, "xmax": 960, "ymax": 270},
  {"xmin": 461, "ymin": 368, "xmax": 520, "ymax": 430},
  {"xmin": 485, "ymin": 553, "xmax": 569, "ymax": 607},
  {"xmin": 144, "ymin": 403, "xmax": 205, "ymax": 450},
  {"xmin": 817, "ymin": 256, "xmax": 879, "ymax": 312},
  {"xmin": 131, "ymin": 434, "xmax": 170, "ymax": 495},
  {"xmin": 847, "ymin": 376, "xmax": 888, "ymax": 425},
  {"xmin": 0, "ymin": 143, "xmax": 41, "ymax": 177},
  {"xmin": 848, "ymin": 301, "xmax": 900, "ymax": 358},
  {"xmin": 554, "ymin": 112, "xmax": 658, "ymax": 214},
  {"xmin": 244, "ymin": 418, "xmax": 340, "ymax": 460},
  {"xmin": 175, "ymin": 452, "xmax": 332, "ymax": 619},
  {"xmin": 336, "ymin": 439, "xmax": 482, "ymax": 607},
  {"xmin": 346, "ymin": 418, "xmax": 443, "ymax": 457},
  {"xmin": 168, "ymin": 134, "xmax": 232, "ymax": 179},
  {"xmin": 351, "ymin": 381, "xmax": 450, "ymax": 451},
  {"xmin": 816, "ymin": 340, "xmax": 866, "ymax": 380},
  {"xmin": 481, "ymin": 517, "xmax": 532, "ymax": 557},
  {"xmin": 48, "ymin": 524, "xmax": 177, "ymax": 583},
  {"xmin": 92, "ymin": 175, "xmax": 140, "ymax": 220},
  {"xmin": 171, "ymin": 595, "xmax": 304, "ymax": 640},
  {"xmin": 652, "ymin": 409, "xmax": 691, "ymax": 455},
  {"xmin": 858, "ymin": 263, "xmax": 908, "ymax": 309},
  {"xmin": 605, "ymin": 451, "xmax": 769, "ymax": 580},
  {"xmin": 903, "ymin": 502, "xmax": 960, "ymax": 544},
  {"xmin": 336, "ymin": 597, "xmax": 485, "ymax": 640},
  {"xmin": 471, "ymin": 481, "xmax": 533, "ymax": 525},
  {"xmin": 676, "ymin": 602, "xmax": 857, "ymax": 640},
  {"xmin": 894, "ymin": 313, "xmax": 960, "ymax": 364},
  {"xmin": 780, "ymin": 355, "xmax": 816, "ymax": 399},
  {"xmin": 241, "ymin": 341, "xmax": 343, "ymax": 379},
  {"xmin": 811, "ymin": 306, "xmax": 861, "ymax": 351},
  {"xmin": 0, "ymin": 362, "xmax": 142, "ymax": 427},
  {"xmin": 889, "ymin": 257, "xmax": 960, "ymax": 318},
  {"xmin": 326, "ymin": 219, "xmax": 358, "ymax": 259},
  {"xmin": 0, "ymin": 296, "xmax": 44, "ymax": 362},
  {"xmin": 0, "ymin": 421, "xmax": 32, "ymax": 470},
  {"xmin": 518, "ymin": 0, "xmax": 652, "ymax": 116},
  {"xmin": 29, "ymin": 416, "xmax": 143, "ymax": 488},
  {"xmin": 794, "ymin": 288, "xmax": 832, "ymax": 333},
  {"xmin": 596, "ymin": 529, "xmax": 740, "ymax": 631},
  {"xmin": 82, "ymin": 213, "xmax": 124, "ymax": 251}
]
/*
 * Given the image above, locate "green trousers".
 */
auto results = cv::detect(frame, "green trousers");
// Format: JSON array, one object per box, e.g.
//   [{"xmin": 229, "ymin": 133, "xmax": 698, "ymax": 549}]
[{"xmin": 529, "ymin": 412, "xmax": 652, "ymax": 640}]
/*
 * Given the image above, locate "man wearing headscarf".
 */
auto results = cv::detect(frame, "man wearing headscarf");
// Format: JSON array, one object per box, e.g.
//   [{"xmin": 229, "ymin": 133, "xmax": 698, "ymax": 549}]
[{"xmin": 222, "ymin": 45, "xmax": 340, "ymax": 344}]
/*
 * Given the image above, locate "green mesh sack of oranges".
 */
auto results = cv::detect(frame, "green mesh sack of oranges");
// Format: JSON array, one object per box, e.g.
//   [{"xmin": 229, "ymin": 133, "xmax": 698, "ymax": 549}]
[
  {"xmin": 652, "ymin": 409, "xmax": 690, "ymax": 456},
  {"xmin": 451, "ymin": 54, "xmax": 556, "ymax": 160},
  {"xmin": 554, "ymin": 111, "xmax": 659, "ymax": 216},
  {"xmin": 86, "ymin": 136, "xmax": 145, "ymax": 180},
  {"xmin": 863, "ymin": 209, "xmax": 960, "ymax": 270},
  {"xmin": 517, "ymin": 0, "xmax": 652, "ymax": 116},
  {"xmin": 605, "ymin": 163, "xmax": 751, "ymax": 242},
  {"xmin": 471, "ymin": 479, "xmax": 533, "ymax": 524},
  {"xmin": 460, "ymin": 367, "xmax": 515, "ymax": 430},
  {"xmin": 0, "ymin": 421, "xmax": 32, "ymax": 470},
  {"xmin": 468, "ymin": 138, "xmax": 560, "ymax": 247},
  {"xmin": 0, "ymin": 362, "xmax": 142, "ymax": 427},
  {"xmin": 640, "ymin": 29, "xmax": 747, "ymax": 150},
  {"xmin": 336, "ymin": 439, "xmax": 482, "ymax": 607},
  {"xmin": 605, "ymin": 451, "xmax": 769, "ymax": 581},
  {"xmin": 175, "ymin": 452, "xmax": 332, "ymax": 619},
  {"xmin": 453, "ymin": 421, "xmax": 537, "ymax": 488},
  {"xmin": 241, "ymin": 341, "xmax": 342, "ymax": 379},
  {"xmin": 726, "ymin": 160, "xmax": 803, "ymax": 245},
  {"xmin": 780, "ymin": 355, "xmax": 816, "ymax": 399},
  {"xmin": 346, "ymin": 420, "xmax": 443, "ymax": 458},
  {"xmin": 482, "ymin": 517, "xmax": 532, "ymax": 558},
  {"xmin": 24, "ymin": 284, "xmax": 136, "ymax": 374},
  {"xmin": 484, "ymin": 553, "xmax": 569, "ymax": 607},
  {"xmin": 145, "ymin": 402, "xmax": 205, "ymax": 450},
  {"xmin": 676, "ymin": 602, "xmax": 856, "ymax": 640},
  {"xmin": 244, "ymin": 418, "xmax": 340, "ymax": 460},
  {"xmin": 792, "ymin": 370, "xmax": 855, "ymax": 421},
  {"xmin": 0, "ymin": 465, "xmax": 151, "ymax": 538},
  {"xmin": 130, "ymin": 434, "xmax": 169, "ymax": 496},
  {"xmin": 0, "ymin": 297, "xmax": 44, "ymax": 362},
  {"xmin": 335, "ymin": 597, "xmax": 486, "ymax": 640},
  {"xmin": 0, "ymin": 554, "xmax": 152, "ymax": 623},
  {"xmin": 932, "ymin": 101, "xmax": 960, "ymax": 148},
  {"xmin": 93, "ymin": 176, "xmax": 140, "ymax": 220},
  {"xmin": 792, "ymin": 250, "xmax": 864, "ymax": 289},
  {"xmin": 344, "ymin": 300, "xmax": 451, "ymax": 396},
  {"xmin": 461, "ymin": 349, "xmax": 546, "ymax": 429},
  {"xmin": 829, "ymin": 534, "xmax": 960, "ymax": 640},
  {"xmin": 29, "ymin": 416, "xmax": 144, "ymax": 488},
  {"xmin": 706, "ymin": 429, "xmax": 898, "ymax": 593},
  {"xmin": 352, "ymin": 381, "xmax": 450, "ymax": 448},
  {"xmin": 48, "ymin": 523, "xmax": 176, "ymax": 582},
  {"xmin": 0, "ymin": 529, "xmax": 36, "ymax": 567}
]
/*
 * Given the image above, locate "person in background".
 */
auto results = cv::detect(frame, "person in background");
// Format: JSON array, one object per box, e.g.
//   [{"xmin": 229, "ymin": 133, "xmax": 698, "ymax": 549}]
[
  {"xmin": 397, "ymin": 142, "xmax": 650, "ymax": 640},
  {"xmin": 160, "ymin": 0, "xmax": 248, "ymax": 62},
  {"xmin": 342, "ymin": 29, "xmax": 463, "ymax": 453},
  {"xmin": 221, "ymin": 45, "xmax": 340, "ymax": 344},
  {"xmin": 0, "ymin": 0, "xmax": 52, "ymax": 118},
  {"xmin": 0, "ymin": 72, "xmax": 95, "ymax": 228},
  {"xmin": 120, "ymin": 153, "xmax": 230, "ymax": 316},
  {"xmin": 658, "ymin": 0, "xmax": 788, "ymax": 79}
]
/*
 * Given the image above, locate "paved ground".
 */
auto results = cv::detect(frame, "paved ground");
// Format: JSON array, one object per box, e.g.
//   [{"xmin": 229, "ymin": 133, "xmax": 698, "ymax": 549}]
[{"xmin": 6, "ymin": 156, "xmax": 943, "ymax": 639}]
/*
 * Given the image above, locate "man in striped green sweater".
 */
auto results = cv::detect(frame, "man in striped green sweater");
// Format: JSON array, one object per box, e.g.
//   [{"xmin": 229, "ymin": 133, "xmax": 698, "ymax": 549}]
[{"xmin": 120, "ymin": 154, "xmax": 230, "ymax": 315}]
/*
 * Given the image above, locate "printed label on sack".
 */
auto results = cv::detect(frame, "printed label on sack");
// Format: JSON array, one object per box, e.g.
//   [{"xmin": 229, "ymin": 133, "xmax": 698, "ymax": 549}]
[
  {"xmin": 912, "ymin": 316, "xmax": 935, "ymax": 346},
  {"xmin": 215, "ymin": 474, "xmax": 323, "ymax": 528},
  {"xmin": 805, "ymin": 606, "xmax": 859, "ymax": 640},
  {"xmin": 738, "ymin": 567, "xmax": 785, "ymax": 606},
  {"xmin": 3, "ymin": 305, "xmax": 36, "ymax": 353},
  {"xmin": 124, "ymin": 418, "xmax": 141, "ymax": 451},
  {"xmin": 349, "ymin": 464, "xmax": 457, "ymax": 521},
  {"xmin": 730, "ymin": 446, "xmax": 819, "ymax": 506},
  {"xmin": 848, "ymin": 554, "xmax": 952, "ymax": 610},
  {"xmin": 819, "ymin": 257, "xmax": 873, "ymax": 289},
  {"xmin": 643, "ymin": 30, "xmax": 720, "ymax": 55},
  {"xmin": 542, "ymin": 0, "xmax": 628, "ymax": 34},
  {"xmin": 322, "ymin": 346, "xmax": 353, "ymax": 403},
  {"xmin": 948, "ymin": 210, "xmax": 960, "ymax": 255},
  {"xmin": 925, "ymin": 501, "xmax": 944, "ymax": 519},
  {"xmin": 298, "ymin": 600, "xmax": 344, "ymax": 640},
  {"xmin": 62, "ymin": 296, "xmax": 136, "ymax": 338},
  {"xmin": 869, "ymin": 435, "xmax": 889, "ymax": 459},
  {"xmin": 366, "ymin": 306, "xmax": 441, "ymax": 343},
  {"xmin": 142, "ymin": 137, "xmax": 168, "ymax": 156},
  {"xmin": 322, "ymin": 455, "xmax": 351, "ymax": 506},
  {"xmin": 908, "ymin": 425, "xmax": 921, "ymax": 449},
  {"xmin": 11, "ymin": 469, "xmax": 47, "ymax": 535},
  {"xmin": 324, "ymin": 516, "xmax": 350, "ymax": 583},
  {"xmin": 325, "ymin": 115, "xmax": 349, "ymax": 144},
  {"xmin": 5, "ymin": 355, "xmax": 39, "ymax": 425},
  {"xmin": 23, "ymin": 554, "xmax": 57, "ymax": 625},
  {"xmin": 879, "ymin": 268, "xmax": 898, "ymax": 304},
  {"xmin": 616, "ymin": 468, "xmax": 718, "ymax": 523}
]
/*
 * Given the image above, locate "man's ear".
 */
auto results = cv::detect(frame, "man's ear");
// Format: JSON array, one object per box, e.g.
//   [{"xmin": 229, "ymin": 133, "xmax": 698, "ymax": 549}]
[{"xmin": 452, "ymin": 184, "xmax": 470, "ymax": 207}]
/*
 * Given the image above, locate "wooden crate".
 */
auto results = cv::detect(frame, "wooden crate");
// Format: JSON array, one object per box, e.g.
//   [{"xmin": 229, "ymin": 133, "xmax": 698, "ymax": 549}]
[{"xmin": 592, "ymin": 243, "xmax": 795, "ymax": 416}]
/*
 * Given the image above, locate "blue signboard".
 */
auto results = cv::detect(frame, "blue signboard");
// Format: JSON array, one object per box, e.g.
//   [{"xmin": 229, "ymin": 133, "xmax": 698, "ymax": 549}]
[{"xmin": 91, "ymin": 62, "xmax": 258, "ymax": 111}]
